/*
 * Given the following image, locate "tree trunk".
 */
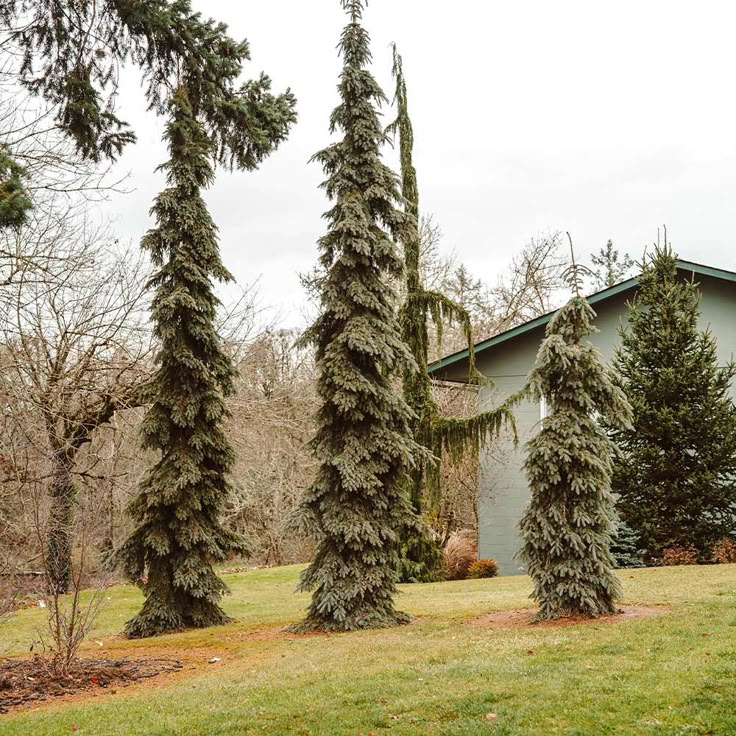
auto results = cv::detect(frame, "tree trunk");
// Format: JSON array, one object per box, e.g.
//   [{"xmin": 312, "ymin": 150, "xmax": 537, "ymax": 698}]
[{"xmin": 46, "ymin": 452, "xmax": 75, "ymax": 595}]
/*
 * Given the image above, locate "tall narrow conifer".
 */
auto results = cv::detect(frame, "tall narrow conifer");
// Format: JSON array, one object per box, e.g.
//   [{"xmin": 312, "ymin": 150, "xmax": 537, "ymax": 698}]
[
  {"xmin": 293, "ymin": 0, "xmax": 420, "ymax": 631},
  {"xmin": 387, "ymin": 46, "xmax": 514, "ymax": 582},
  {"xmin": 115, "ymin": 88, "xmax": 247, "ymax": 637},
  {"xmin": 519, "ymin": 250, "xmax": 632, "ymax": 620}
]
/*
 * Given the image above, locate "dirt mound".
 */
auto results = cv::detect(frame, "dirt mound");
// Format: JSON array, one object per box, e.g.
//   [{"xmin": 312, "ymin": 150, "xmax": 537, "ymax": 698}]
[{"xmin": 468, "ymin": 605, "xmax": 669, "ymax": 629}]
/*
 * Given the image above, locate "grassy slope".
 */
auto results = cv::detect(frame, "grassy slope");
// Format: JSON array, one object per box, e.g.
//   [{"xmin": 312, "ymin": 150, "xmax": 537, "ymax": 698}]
[{"xmin": 1, "ymin": 564, "xmax": 735, "ymax": 735}]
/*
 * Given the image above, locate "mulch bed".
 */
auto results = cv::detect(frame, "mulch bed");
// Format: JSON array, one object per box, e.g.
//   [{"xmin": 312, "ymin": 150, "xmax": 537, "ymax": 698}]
[
  {"xmin": 0, "ymin": 656, "xmax": 182, "ymax": 714},
  {"xmin": 468, "ymin": 605, "xmax": 669, "ymax": 629}
]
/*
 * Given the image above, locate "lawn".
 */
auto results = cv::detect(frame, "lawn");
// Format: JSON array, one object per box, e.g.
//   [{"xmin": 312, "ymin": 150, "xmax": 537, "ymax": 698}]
[{"xmin": 1, "ymin": 564, "xmax": 735, "ymax": 735}]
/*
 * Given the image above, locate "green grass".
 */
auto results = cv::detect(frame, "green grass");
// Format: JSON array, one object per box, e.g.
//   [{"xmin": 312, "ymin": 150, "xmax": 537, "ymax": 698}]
[{"xmin": 1, "ymin": 564, "xmax": 736, "ymax": 735}]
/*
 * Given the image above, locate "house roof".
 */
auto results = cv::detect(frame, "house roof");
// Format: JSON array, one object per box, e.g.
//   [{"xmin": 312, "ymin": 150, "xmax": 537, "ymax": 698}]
[{"xmin": 427, "ymin": 259, "xmax": 736, "ymax": 379}]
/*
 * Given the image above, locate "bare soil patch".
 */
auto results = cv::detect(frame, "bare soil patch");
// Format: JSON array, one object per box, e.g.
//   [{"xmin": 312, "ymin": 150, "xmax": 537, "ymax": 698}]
[
  {"xmin": 0, "ymin": 655, "xmax": 182, "ymax": 714},
  {"xmin": 468, "ymin": 605, "xmax": 669, "ymax": 629}
]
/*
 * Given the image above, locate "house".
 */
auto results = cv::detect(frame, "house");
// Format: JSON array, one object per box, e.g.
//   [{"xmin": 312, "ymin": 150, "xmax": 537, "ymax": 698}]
[{"xmin": 427, "ymin": 260, "xmax": 736, "ymax": 575}]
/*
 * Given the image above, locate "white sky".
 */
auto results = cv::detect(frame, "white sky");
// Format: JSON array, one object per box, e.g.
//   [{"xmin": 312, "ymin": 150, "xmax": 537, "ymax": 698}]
[{"xmin": 102, "ymin": 0, "xmax": 736, "ymax": 327}]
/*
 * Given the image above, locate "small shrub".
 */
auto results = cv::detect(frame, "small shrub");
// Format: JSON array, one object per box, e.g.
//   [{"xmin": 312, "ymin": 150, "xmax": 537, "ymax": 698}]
[
  {"xmin": 443, "ymin": 530, "xmax": 477, "ymax": 581},
  {"xmin": 661, "ymin": 544, "xmax": 699, "ymax": 566},
  {"xmin": 711, "ymin": 537, "xmax": 736, "ymax": 564},
  {"xmin": 467, "ymin": 558, "xmax": 499, "ymax": 579}
]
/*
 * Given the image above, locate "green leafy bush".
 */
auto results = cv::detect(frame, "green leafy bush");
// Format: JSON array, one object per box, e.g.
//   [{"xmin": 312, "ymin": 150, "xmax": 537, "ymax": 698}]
[{"xmin": 467, "ymin": 559, "xmax": 499, "ymax": 579}]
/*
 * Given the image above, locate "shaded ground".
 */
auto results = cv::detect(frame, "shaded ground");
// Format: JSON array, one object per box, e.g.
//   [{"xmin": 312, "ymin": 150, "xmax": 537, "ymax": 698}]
[
  {"xmin": 468, "ymin": 604, "xmax": 669, "ymax": 629},
  {"xmin": 0, "ymin": 657, "xmax": 181, "ymax": 714}
]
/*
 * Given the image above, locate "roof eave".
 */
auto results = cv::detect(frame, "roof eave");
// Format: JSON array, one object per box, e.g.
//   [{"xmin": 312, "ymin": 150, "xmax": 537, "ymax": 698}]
[{"xmin": 427, "ymin": 259, "xmax": 736, "ymax": 378}]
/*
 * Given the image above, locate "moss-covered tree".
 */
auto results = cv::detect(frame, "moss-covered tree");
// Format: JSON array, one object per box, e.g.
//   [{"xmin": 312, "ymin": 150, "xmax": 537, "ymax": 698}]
[
  {"xmin": 387, "ymin": 46, "xmax": 514, "ymax": 582},
  {"xmin": 610, "ymin": 245, "xmax": 736, "ymax": 559},
  {"xmin": 292, "ymin": 0, "xmax": 421, "ymax": 631},
  {"xmin": 519, "ymin": 249, "xmax": 632, "ymax": 620}
]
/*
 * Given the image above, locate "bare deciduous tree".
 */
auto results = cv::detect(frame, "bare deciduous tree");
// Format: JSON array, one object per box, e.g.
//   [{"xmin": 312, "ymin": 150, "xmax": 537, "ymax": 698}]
[
  {"xmin": 0, "ymin": 206, "xmax": 150, "ymax": 594},
  {"xmin": 493, "ymin": 231, "xmax": 568, "ymax": 330},
  {"xmin": 227, "ymin": 329, "xmax": 317, "ymax": 566}
]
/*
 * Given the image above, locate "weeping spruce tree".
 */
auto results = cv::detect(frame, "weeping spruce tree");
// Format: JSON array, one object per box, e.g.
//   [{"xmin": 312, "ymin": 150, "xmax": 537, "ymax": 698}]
[
  {"xmin": 293, "ymin": 0, "xmax": 422, "ymax": 632},
  {"xmin": 519, "ymin": 250, "xmax": 632, "ymax": 620},
  {"xmin": 7, "ymin": 1, "xmax": 296, "ymax": 603},
  {"xmin": 114, "ymin": 89, "xmax": 248, "ymax": 637},
  {"xmin": 116, "ymin": 70, "xmax": 294, "ymax": 637},
  {"xmin": 387, "ymin": 46, "xmax": 514, "ymax": 582}
]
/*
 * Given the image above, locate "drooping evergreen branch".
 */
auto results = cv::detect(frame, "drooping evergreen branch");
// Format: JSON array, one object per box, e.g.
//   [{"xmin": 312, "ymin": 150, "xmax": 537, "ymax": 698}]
[{"xmin": 2, "ymin": 0, "xmax": 297, "ymax": 164}]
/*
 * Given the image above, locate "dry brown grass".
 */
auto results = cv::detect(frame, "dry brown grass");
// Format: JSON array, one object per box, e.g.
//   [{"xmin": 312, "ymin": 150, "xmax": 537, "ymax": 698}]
[{"xmin": 443, "ymin": 529, "xmax": 477, "ymax": 580}]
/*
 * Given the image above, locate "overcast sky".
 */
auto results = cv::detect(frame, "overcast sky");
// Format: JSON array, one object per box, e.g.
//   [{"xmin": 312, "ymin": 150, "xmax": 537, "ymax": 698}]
[{"xmin": 103, "ymin": 0, "xmax": 736, "ymax": 327}]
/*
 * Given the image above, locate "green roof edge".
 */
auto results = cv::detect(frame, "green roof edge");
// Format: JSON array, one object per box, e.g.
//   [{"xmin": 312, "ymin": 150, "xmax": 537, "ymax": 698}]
[{"xmin": 427, "ymin": 259, "xmax": 736, "ymax": 376}]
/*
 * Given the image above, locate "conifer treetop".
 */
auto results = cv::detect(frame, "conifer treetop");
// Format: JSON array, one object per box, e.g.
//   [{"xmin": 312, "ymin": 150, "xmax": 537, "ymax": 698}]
[{"xmin": 526, "ymin": 296, "xmax": 631, "ymax": 426}]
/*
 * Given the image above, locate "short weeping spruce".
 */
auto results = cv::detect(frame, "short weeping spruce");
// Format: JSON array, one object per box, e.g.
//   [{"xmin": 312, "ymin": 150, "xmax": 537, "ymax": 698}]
[
  {"xmin": 291, "ymin": 0, "xmax": 421, "ymax": 632},
  {"xmin": 115, "ymin": 90, "xmax": 249, "ymax": 637},
  {"xmin": 519, "ymin": 293, "xmax": 632, "ymax": 620}
]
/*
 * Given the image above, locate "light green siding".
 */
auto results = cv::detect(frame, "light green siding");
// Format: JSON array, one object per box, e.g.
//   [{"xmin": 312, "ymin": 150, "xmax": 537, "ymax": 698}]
[{"xmin": 466, "ymin": 271, "xmax": 736, "ymax": 575}]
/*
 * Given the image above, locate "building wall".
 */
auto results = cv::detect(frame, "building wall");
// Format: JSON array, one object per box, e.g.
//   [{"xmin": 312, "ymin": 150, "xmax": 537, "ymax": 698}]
[{"xmin": 473, "ymin": 273, "xmax": 736, "ymax": 575}]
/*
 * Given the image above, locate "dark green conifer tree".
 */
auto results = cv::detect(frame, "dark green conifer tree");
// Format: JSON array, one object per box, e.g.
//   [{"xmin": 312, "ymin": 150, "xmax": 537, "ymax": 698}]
[
  {"xmin": 610, "ymin": 520, "xmax": 644, "ymax": 569},
  {"xmin": 387, "ymin": 46, "xmax": 514, "ymax": 582},
  {"xmin": 5, "ymin": 3, "xmax": 296, "ymax": 607},
  {"xmin": 115, "ymin": 88, "xmax": 250, "ymax": 637},
  {"xmin": 0, "ymin": 147, "xmax": 31, "ymax": 229},
  {"xmin": 519, "ymin": 250, "xmax": 632, "ymax": 619},
  {"xmin": 292, "ymin": 0, "xmax": 422, "ymax": 631},
  {"xmin": 610, "ymin": 245, "xmax": 736, "ymax": 559}
]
